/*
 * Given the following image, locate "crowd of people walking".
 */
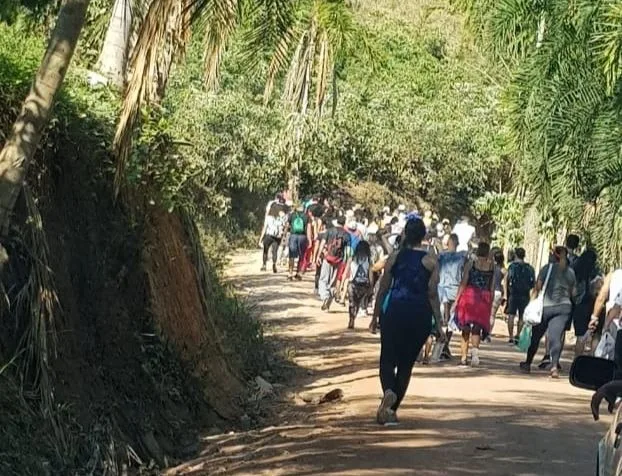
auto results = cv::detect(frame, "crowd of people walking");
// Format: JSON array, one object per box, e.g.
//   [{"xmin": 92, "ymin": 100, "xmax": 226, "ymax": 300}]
[{"xmin": 259, "ymin": 192, "xmax": 621, "ymax": 425}]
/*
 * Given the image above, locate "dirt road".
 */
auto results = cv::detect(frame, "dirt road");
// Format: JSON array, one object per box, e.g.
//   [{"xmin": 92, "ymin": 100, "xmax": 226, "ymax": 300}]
[{"xmin": 170, "ymin": 250, "xmax": 608, "ymax": 476}]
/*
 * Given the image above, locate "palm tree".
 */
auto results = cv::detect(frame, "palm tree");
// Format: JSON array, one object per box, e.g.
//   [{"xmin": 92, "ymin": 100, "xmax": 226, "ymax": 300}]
[
  {"xmin": 263, "ymin": 0, "xmax": 358, "ymax": 202},
  {"xmin": 0, "ymin": 0, "xmax": 90, "ymax": 237},
  {"xmin": 457, "ymin": 0, "xmax": 622, "ymax": 268},
  {"xmin": 96, "ymin": 0, "xmax": 133, "ymax": 87},
  {"xmin": 113, "ymin": 0, "xmax": 360, "ymax": 202}
]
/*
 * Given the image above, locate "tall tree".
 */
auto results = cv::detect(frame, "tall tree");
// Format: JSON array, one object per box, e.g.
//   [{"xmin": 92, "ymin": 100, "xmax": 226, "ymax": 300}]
[
  {"xmin": 96, "ymin": 0, "xmax": 132, "ymax": 87},
  {"xmin": 262, "ymin": 0, "xmax": 358, "ymax": 203},
  {"xmin": 112, "ymin": 0, "xmax": 360, "ymax": 203},
  {"xmin": 0, "ymin": 0, "xmax": 90, "ymax": 236}
]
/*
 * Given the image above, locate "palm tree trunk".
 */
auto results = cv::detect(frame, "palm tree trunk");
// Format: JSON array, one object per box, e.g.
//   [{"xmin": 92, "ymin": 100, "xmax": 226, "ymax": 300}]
[
  {"xmin": 96, "ymin": 0, "xmax": 131, "ymax": 87},
  {"xmin": 0, "ymin": 0, "xmax": 89, "ymax": 236}
]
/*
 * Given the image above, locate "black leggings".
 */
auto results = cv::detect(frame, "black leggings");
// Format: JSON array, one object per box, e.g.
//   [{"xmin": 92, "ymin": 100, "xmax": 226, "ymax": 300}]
[
  {"xmin": 526, "ymin": 304, "xmax": 571, "ymax": 368},
  {"xmin": 349, "ymin": 283, "xmax": 370, "ymax": 319},
  {"xmin": 262, "ymin": 235, "xmax": 281, "ymax": 265},
  {"xmin": 379, "ymin": 301, "xmax": 431, "ymax": 411}
]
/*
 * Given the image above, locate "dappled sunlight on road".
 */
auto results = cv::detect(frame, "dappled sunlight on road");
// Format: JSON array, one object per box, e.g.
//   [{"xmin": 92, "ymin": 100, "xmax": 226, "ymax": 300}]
[{"xmin": 168, "ymin": 250, "xmax": 609, "ymax": 475}]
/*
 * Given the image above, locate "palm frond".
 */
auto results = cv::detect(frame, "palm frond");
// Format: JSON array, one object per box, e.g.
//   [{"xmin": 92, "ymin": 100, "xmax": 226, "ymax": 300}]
[
  {"xmin": 592, "ymin": 0, "xmax": 622, "ymax": 94},
  {"xmin": 113, "ymin": 0, "xmax": 191, "ymax": 195},
  {"xmin": 195, "ymin": 0, "xmax": 241, "ymax": 90},
  {"xmin": 239, "ymin": 0, "xmax": 298, "ymax": 72}
]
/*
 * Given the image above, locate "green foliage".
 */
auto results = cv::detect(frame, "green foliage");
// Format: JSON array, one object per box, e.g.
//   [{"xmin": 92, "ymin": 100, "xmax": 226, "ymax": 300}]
[
  {"xmin": 139, "ymin": 1, "xmax": 508, "ymax": 222},
  {"xmin": 457, "ymin": 0, "xmax": 622, "ymax": 269},
  {"xmin": 473, "ymin": 191, "xmax": 524, "ymax": 248}
]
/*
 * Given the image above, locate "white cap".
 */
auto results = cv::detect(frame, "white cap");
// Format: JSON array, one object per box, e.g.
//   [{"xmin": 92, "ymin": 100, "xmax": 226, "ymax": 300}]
[{"xmin": 398, "ymin": 204, "xmax": 406, "ymax": 211}]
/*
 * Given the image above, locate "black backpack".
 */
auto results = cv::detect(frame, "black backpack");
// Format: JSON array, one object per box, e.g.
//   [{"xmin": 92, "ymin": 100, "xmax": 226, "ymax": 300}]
[{"xmin": 509, "ymin": 262, "xmax": 534, "ymax": 295}]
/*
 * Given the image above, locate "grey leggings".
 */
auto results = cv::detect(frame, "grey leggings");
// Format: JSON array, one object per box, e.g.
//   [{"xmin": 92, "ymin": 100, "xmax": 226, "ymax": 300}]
[{"xmin": 526, "ymin": 304, "xmax": 571, "ymax": 368}]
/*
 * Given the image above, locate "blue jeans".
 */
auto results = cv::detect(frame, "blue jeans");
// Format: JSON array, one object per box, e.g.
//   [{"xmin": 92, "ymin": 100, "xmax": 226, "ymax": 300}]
[{"xmin": 288, "ymin": 234, "xmax": 308, "ymax": 259}]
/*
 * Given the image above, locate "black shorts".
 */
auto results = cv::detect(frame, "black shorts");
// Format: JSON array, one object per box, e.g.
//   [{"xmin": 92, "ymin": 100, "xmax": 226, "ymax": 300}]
[{"xmin": 507, "ymin": 294, "xmax": 529, "ymax": 318}]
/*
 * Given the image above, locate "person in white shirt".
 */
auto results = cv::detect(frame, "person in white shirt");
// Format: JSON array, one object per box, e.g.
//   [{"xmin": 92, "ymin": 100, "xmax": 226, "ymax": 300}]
[{"xmin": 452, "ymin": 216, "xmax": 475, "ymax": 252}]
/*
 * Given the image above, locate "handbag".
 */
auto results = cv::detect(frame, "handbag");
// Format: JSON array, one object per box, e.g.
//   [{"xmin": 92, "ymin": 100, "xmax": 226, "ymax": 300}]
[{"xmin": 523, "ymin": 264, "xmax": 553, "ymax": 326}]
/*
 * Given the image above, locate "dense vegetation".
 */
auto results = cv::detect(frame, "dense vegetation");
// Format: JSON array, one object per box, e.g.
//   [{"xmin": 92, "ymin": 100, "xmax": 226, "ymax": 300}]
[
  {"xmin": 0, "ymin": 0, "xmax": 510, "ymax": 473},
  {"xmin": 456, "ymin": 0, "xmax": 622, "ymax": 268},
  {"xmin": 150, "ymin": 1, "xmax": 509, "ymax": 217}
]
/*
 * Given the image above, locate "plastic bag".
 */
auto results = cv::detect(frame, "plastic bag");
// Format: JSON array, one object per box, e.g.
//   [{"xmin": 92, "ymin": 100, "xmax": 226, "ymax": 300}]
[
  {"xmin": 517, "ymin": 325, "xmax": 532, "ymax": 352},
  {"xmin": 448, "ymin": 309, "xmax": 460, "ymax": 333},
  {"xmin": 430, "ymin": 340, "xmax": 444, "ymax": 363},
  {"xmin": 595, "ymin": 331, "xmax": 616, "ymax": 360}
]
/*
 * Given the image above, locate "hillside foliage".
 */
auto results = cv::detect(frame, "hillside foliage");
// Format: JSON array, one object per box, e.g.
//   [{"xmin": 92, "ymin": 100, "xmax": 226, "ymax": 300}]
[
  {"xmin": 456, "ymin": 0, "xmax": 622, "ymax": 268},
  {"xmin": 0, "ymin": 0, "xmax": 510, "ymax": 473}
]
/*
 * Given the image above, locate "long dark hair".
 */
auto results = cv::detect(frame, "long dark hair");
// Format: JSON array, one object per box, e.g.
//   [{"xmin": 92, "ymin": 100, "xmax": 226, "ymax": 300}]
[{"xmin": 354, "ymin": 240, "xmax": 372, "ymax": 262}]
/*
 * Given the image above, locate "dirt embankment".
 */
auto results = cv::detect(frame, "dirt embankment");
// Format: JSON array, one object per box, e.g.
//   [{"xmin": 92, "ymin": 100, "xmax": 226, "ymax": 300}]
[{"xmin": 0, "ymin": 128, "xmax": 252, "ymax": 473}]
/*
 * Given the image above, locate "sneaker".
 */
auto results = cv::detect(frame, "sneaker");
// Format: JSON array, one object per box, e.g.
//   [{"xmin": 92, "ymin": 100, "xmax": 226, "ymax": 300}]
[
  {"xmin": 519, "ymin": 362, "xmax": 531, "ymax": 373},
  {"xmin": 384, "ymin": 409, "xmax": 399, "ymax": 427},
  {"xmin": 471, "ymin": 350, "xmax": 480, "ymax": 367},
  {"xmin": 458, "ymin": 359, "xmax": 469, "ymax": 368},
  {"xmin": 538, "ymin": 355, "xmax": 551, "ymax": 370},
  {"xmin": 260, "ymin": 265, "xmax": 267, "ymax": 272},
  {"xmin": 294, "ymin": 274, "xmax": 303, "ymax": 281},
  {"xmin": 376, "ymin": 390, "xmax": 398, "ymax": 425},
  {"xmin": 321, "ymin": 296, "xmax": 333, "ymax": 312},
  {"xmin": 550, "ymin": 368, "xmax": 560, "ymax": 379},
  {"xmin": 272, "ymin": 264, "xmax": 277, "ymax": 274},
  {"xmin": 508, "ymin": 338, "xmax": 515, "ymax": 345}
]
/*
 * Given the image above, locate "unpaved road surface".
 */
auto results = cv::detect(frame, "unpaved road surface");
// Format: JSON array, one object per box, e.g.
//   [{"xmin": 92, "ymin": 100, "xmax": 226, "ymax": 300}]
[{"xmin": 170, "ymin": 250, "xmax": 609, "ymax": 476}]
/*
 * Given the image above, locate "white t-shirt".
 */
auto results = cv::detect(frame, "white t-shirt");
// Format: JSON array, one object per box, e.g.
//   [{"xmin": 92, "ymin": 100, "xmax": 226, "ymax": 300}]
[
  {"xmin": 607, "ymin": 269, "xmax": 622, "ymax": 314},
  {"xmin": 452, "ymin": 222, "xmax": 475, "ymax": 252}
]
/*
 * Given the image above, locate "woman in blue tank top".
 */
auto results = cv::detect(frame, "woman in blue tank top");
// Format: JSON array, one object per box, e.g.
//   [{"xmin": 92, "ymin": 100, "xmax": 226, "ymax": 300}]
[{"xmin": 373, "ymin": 218, "xmax": 444, "ymax": 425}]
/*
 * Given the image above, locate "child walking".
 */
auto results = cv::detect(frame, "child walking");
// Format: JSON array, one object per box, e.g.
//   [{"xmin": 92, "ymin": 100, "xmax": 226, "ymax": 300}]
[{"xmin": 347, "ymin": 241, "xmax": 373, "ymax": 329}]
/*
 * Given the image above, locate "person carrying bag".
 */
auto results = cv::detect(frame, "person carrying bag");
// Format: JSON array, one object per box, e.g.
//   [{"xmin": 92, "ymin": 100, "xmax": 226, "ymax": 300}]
[
  {"xmin": 524, "ymin": 264, "xmax": 553, "ymax": 326},
  {"xmin": 516, "ymin": 263, "xmax": 550, "ymax": 351},
  {"xmin": 519, "ymin": 246, "xmax": 577, "ymax": 378}
]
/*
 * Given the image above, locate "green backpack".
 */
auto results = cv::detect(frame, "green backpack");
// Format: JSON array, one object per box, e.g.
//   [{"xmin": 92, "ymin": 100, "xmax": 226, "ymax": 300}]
[{"xmin": 291, "ymin": 213, "xmax": 305, "ymax": 234}]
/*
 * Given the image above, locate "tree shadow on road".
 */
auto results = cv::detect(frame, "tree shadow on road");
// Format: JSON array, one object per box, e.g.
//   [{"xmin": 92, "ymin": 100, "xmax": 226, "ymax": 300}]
[{"xmin": 167, "ymin": 399, "xmax": 603, "ymax": 476}]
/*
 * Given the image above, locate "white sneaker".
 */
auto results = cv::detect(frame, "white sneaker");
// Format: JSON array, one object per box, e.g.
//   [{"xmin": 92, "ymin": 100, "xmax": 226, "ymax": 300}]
[
  {"xmin": 376, "ymin": 390, "xmax": 398, "ymax": 424},
  {"xmin": 471, "ymin": 349, "xmax": 480, "ymax": 367}
]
